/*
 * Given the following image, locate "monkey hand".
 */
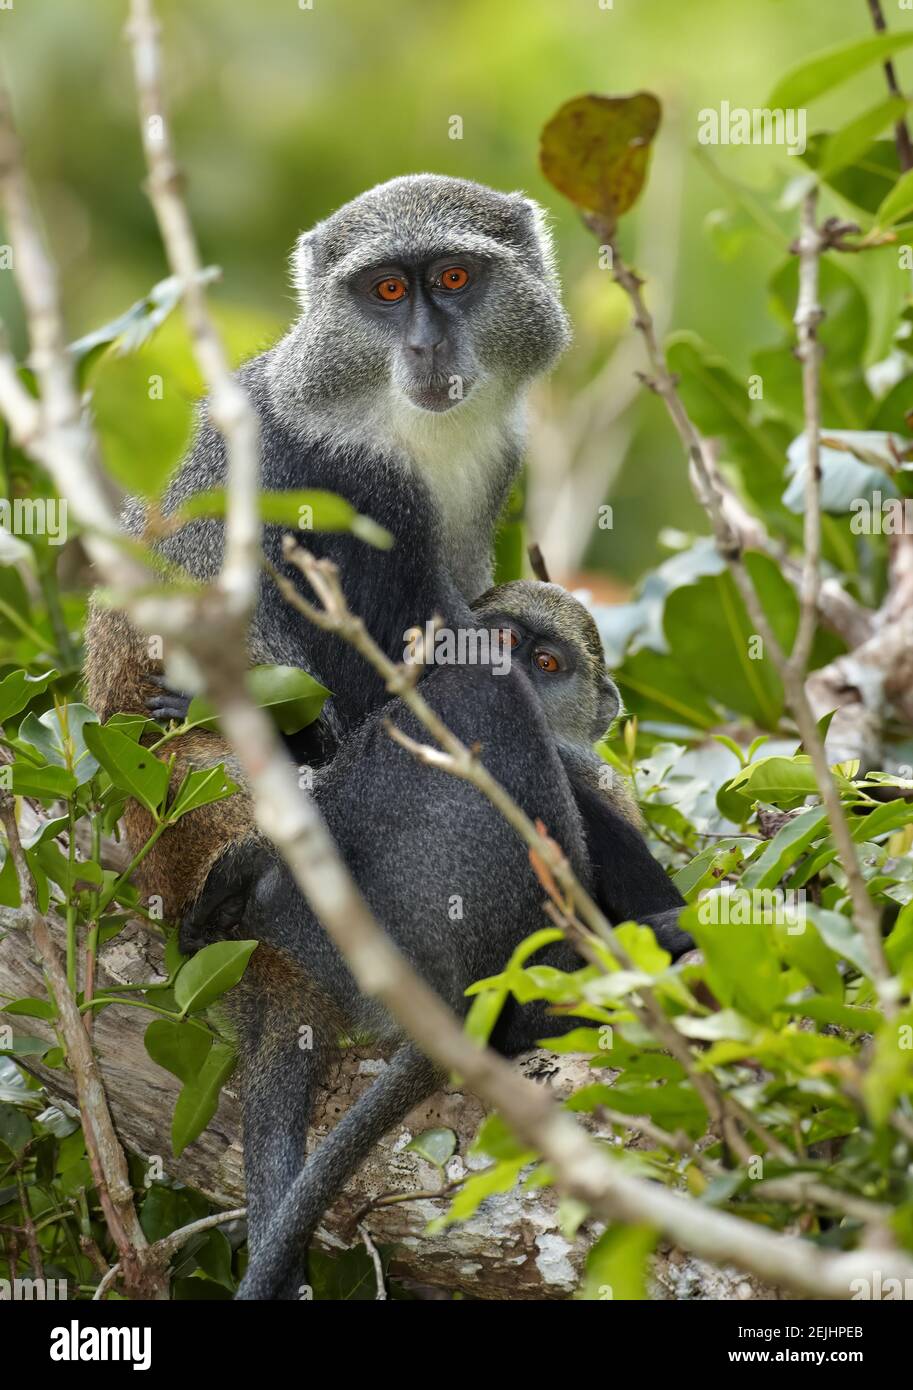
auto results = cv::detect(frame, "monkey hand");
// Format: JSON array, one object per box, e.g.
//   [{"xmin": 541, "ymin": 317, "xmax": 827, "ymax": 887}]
[
  {"xmin": 180, "ymin": 840, "xmax": 276, "ymax": 955},
  {"xmin": 146, "ymin": 674, "xmax": 193, "ymax": 725}
]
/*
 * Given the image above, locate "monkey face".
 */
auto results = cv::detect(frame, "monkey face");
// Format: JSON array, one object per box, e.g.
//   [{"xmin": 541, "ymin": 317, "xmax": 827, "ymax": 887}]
[
  {"xmin": 471, "ymin": 580, "xmax": 621, "ymax": 746},
  {"xmin": 347, "ymin": 252, "xmax": 488, "ymax": 413},
  {"xmin": 289, "ymin": 175, "xmax": 571, "ymax": 415}
]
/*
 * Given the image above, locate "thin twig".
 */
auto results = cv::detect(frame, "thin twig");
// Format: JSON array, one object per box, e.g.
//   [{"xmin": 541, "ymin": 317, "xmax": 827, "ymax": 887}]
[
  {"xmin": 358, "ymin": 1224, "xmax": 388, "ymax": 1300},
  {"xmin": 790, "ymin": 187, "xmax": 824, "ymax": 680},
  {"xmin": 92, "ymin": 1206, "xmax": 247, "ymax": 1300},
  {"xmin": 867, "ymin": 0, "xmax": 913, "ymax": 171}
]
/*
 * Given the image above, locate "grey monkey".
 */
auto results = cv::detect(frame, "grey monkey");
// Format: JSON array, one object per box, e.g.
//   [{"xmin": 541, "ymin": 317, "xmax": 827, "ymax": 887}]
[
  {"xmin": 183, "ymin": 582, "xmax": 689, "ymax": 1300},
  {"xmin": 83, "ymin": 174, "xmax": 571, "ymax": 916}
]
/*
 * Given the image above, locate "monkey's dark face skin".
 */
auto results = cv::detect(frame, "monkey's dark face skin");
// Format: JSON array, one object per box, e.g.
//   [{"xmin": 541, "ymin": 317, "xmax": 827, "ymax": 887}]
[{"xmin": 348, "ymin": 252, "xmax": 488, "ymax": 413}]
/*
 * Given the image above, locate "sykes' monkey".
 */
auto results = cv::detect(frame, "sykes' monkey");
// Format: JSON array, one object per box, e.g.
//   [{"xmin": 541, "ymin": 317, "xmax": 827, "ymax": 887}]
[
  {"xmin": 84, "ymin": 174, "xmax": 571, "ymax": 915},
  {"xmin": 182, "ymin": 582, "xmax": 688, "ymax": 1299}
]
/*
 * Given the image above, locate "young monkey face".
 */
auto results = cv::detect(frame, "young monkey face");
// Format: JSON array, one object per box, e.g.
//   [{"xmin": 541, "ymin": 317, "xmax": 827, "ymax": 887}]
[{"xmin": 471, "ymin": 581, "xmax": 621, "ymax": 747}]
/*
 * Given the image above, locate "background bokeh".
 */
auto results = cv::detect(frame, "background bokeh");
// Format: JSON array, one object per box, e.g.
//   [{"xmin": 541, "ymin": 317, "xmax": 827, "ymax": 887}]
[{"xmin": 2, "ymin": 0, "xmax": 907, "ymax": 582}]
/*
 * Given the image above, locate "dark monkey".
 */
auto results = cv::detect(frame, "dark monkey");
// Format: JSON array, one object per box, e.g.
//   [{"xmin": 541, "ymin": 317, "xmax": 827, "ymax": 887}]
[
  {"xmin": 84, "ymin": 174, "xmax": 571, "ymax": 916},
  {"xmin": 182, "ymin": 582, "xmax": 688, "ymax": 1299}
]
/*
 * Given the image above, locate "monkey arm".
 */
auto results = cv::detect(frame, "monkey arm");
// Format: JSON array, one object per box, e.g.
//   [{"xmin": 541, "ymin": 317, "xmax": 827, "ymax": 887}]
[{"xmin": 570, "ymin": 775, "xmax": 693, "ymax": 958}]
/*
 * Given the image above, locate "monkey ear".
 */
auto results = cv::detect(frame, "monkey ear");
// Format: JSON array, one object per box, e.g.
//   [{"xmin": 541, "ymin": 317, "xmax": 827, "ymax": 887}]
[
  {"xmin": 598, "ymin": 673, "xmax": 622, "ymax": 733},
  {"xmin": 505, "ymin": 193, "xmax": 560, "ymax": 285},
  {"xmin": 290, "ymin": 229, "xmax": 321, "ymax": 312}
]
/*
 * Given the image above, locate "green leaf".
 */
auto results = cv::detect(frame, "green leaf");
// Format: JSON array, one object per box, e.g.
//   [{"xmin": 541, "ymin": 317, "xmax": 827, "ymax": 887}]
[
  {"xmin": 175, "ymin": 488, "xmax": 393, "ymax": 550},
  {"xmin": 171, "ymin": 1042, "xmax": 237, "ymax": 1156},
  {"xmin": 770, "ymin": 32, "xmax": 913, "ymax": 110},
  {"xmin": 875, "ymin": 166, "xmax": 913, "ymax": 229},
  {"xmin": 82, "ymin": 722, "xmax": 169, "ymax": 816},
  {"xmin": 0, "ymin": 1101, "xmax": 32, "ymax": 1154},
  {"xmin": 144, "ymin": 1018, "xmax": 213, "ymax": 1085},
  {"xmin": 613, "ymin": 647, "xmax": 717, "ymax": 731},
  {"xmin": 774, "ymin": 918, "xmax": 843, "ymax": 999},
  {"xmin": 665, "ymin": 333, "xmax": 791, "ymax": 517},
  {"xmin": 174, "ymin": 939, "xmax": 258, "ymax": 1015},
  {"xmin": 167, "ymin": 764, "xmax": 239, "ymax": 822},
  {"xmin": 0, "ymin": 669, "xmax": 57, "ymax": 725},
  {"xmin": 195, "ymin": 1228, "xmax": 234, "ymax": 1290},
  {"xmin": 663, "ymin": 554, "xmax": 798, "ymax": 729},
  {"xmin": 801, "ymin": 135, "xmax": 900, "ymax": 216},
  {"xmin": 18, "ymin": 703, "xmax": 100, "ymax": 783},
  {"xmin": 184, "ymin": 665, "xmax": 330, "ymax": 738},
  {"xmin": 817, "ymin": 98, "xmax": 908, "ymax": 179},
  {"xmin": 441, "ymin": 1157, "xmax": 528, "ymax": 1227},
  {"xmin": 405, "ymin": 1127, "xmax": 457, "ymax": 1169},
  {"xmin": 10, "ymin": 762, "xmax": 77, "ymax": 799},
  {"xmin": 570, "ymin": 1080, "xmax": 707, "ymax": 1134},
  {"xmin": 69, "ymin": 270, "xmax": 219, "ymax": 379},
  {"xmin": 539, "ymin": 92, "xmax": 661, "ymax": 227},
  {"xmin": 740, "ymin": 807, "xmax": 830, "ymax": 889},
  {"xmin": 580, "ymin": 1225, "xmax": 658, "ymax": 1302},
  {"xmin": 673, "ymin": 840, "xmax": 747, "ymax": 898},
  {"xmin": 2, "ymin": 996, "xmax": 56, "ymax": 1020},
  {"xmin": 725, "ymin": 755, "xmax": 852, "ymax": 812},
  {"xmin": 684, "ymin": 905, "xmax": 783, "ymax": 1021},
  {"xmin": 806, "ymin": 905, "xmax": 874, "ymax": 980}
]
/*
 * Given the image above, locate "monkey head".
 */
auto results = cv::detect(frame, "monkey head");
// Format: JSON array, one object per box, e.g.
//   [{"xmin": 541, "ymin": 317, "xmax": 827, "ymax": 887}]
[
  {"xmin": 471, "ymin": 580, "xmax": 621, "ymax": 748},
  {"xmin": 276, "ymin": 174, "xmax": 571, "ymax": 419}
]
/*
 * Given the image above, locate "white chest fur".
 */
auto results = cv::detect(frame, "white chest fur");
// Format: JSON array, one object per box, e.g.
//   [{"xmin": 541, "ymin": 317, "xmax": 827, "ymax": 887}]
[{"xmin": 382, "ymin": 385, "xmax": 525, "ymax": 594}]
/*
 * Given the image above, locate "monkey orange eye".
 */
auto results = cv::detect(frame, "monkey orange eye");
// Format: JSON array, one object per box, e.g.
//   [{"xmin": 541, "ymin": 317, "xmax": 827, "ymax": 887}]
[
  {"xmin": 439, "ymin": 266, "xmax": 469, "ymax": 291},
  {"xmin": 375, "ymin": 277, "xmax": 407, "ymax": 302},
  {"xmin": 534, "ymin": 649, "xmax": 560, "ymax": 673},
  {"xmin": 500, "ymin": 627, "xmax": 520, "ymax": 648}
]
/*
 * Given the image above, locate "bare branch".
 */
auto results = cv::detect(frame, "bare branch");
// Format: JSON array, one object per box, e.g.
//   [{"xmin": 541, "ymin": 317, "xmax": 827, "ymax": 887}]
[
  {"xmin": 602, "ymin": 228, "xmax": 895, "ymax": 1014},
  {"xmin": 93, "ymin": 1208, "xmax": 247, "ymax": 1300},
  {"xmin": 790, "ymin": 186, "xmax": 824, "ymax": 680},
  {"xmin": 124, "ymin": 0, "xmax": 260, "ymax": 615},
  {"xmin": 867, "ymin": 0, "xmax": 913, "ymax": 171}
]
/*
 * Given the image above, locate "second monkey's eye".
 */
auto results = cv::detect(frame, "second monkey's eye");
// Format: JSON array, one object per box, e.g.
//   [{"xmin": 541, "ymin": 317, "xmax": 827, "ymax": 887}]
[
  {"xmin": 533, "ymin": 649, "xmax": 560, "ymax": 673},
  {"xmin": 499, "ymin": 627, "xmax": 520, "ymax": 649},
  {"xmin": 439, "ymin": 266, "xmax": 470, "ymax": 291},
  {"xmin": 375, "ymin": 277, "xmax": 408, "ymax": 302}
]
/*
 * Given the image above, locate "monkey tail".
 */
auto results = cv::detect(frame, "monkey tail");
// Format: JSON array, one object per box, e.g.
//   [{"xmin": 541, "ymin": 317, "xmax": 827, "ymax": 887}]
[{"xmin": 237, "ymin": 1043, "xmax": 441, "ymax": 1301}]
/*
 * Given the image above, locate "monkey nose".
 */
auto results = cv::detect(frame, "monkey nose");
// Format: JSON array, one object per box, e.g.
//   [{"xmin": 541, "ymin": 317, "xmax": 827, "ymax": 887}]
[{"xmin": 406, "ymin": 339, "xmax": 444, "ymax": 365}]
